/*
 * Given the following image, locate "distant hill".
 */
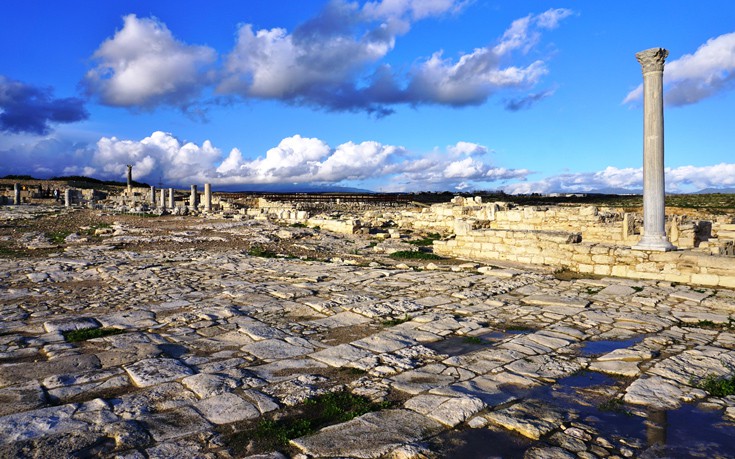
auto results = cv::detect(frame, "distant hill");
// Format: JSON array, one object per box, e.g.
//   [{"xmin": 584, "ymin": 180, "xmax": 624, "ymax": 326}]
[{"xmin": 694, "ymin": 188, "xmax": 735, "ymax": 194}]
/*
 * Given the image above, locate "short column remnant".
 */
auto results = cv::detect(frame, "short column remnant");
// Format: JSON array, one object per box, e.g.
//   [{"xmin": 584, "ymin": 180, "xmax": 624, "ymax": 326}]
[
  {"xmin": 126, "ymin": 165, "xmax": 133, "ymax": 193},
  {"xmin": 204, "ymin": 183, "xmax": 212, "ymax": 212},
  {"xmin": 64, "ymin": 189, "xmax": 72, "ymax": 207},
  {"xmin": 150, "ymin": 186, "xmax": 157, "ymax": 207},
  {"xmin": 14, "ymin": 183, "xmax": 21, "ymax": 205},
  {"xmin": 190, "ymin": 185, "xmax": 198, "ymax": 210},
  {"xmin": 632, "ymin": 47, "xmax": 676, "ymax": 252},
  {"xmin": 168, "ymin": 188, "xmax": 175, "ymax": 209}
]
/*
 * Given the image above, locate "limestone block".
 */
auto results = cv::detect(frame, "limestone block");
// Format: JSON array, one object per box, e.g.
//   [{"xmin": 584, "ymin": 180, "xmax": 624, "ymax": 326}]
[
  {"xmin": 718, "ymin": 276, "xmax": 735, "ymax": 288},
  {"xmin": 578, "ymin": 264, "xmax": 594, "ymax": 274},
  {"xmin": 592, "ymin": 265, "xmax": 611, "ymax": 276},
  {"xmin": 691, "ymin": 273, "xmax": 720, "ymax": 287}
]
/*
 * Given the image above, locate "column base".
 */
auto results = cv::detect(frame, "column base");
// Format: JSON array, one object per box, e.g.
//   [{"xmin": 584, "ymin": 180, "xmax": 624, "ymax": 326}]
[{"xmin": 632, "ymin": 234, "xmax": 677, "ymax": 252}]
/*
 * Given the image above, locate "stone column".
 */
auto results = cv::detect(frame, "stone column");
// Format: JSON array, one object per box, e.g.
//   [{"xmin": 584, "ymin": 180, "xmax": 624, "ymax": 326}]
[
  {"xmin": 190, "ymin": 185, "xmax": 198, "ymax": 210},
  {"xmin": 64, "ymin": 189, "xmax": 72, "ymax": 207},
  {"xmin": 632, "ymin": 47, "xmax": 676, "ymax": 252},
  {"xmin": 168, "ymin": 188, "xmax": 174, "ymax": 209},
  {"xmin": 160, "ymin": 189, "xmax": 167, "ymax": 209},
  {"xmin": 126, "ymin": 165, "xmax": 133, "ymax": 193},
  {"xmin": 150, "ymin": 186, "xmax": 157, "ymax": 207},
  {"xmin": 204, "ymin": 183, "xmax": 212, "ymax": 212},
  {"xmin": 14, "ymin": 183, "xmax": 21, "ymax": 205}
]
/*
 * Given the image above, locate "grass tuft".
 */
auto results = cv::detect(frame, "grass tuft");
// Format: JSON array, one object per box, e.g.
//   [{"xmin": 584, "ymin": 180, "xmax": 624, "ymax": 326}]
[
  {"xmin": 389, "ymin": 251, "xmax": 443, "ymax": 260},
  {"xmin": 695, "ymin": 374, "xmax": 735, "ymax": 397},
  {"xmin": 224, "ymin": 390, "xmax": 392, "ymax": 453},
  {"xmin": 247, "ymin": 246, "xmax": 278, "ymax": 258},
  {"xmin": 63, "ymin": 327, "xmax": 125, "ymax": 342},
  {"xmin": 407, "ymin": 233, "xmax": 442, "ymax": 247}
]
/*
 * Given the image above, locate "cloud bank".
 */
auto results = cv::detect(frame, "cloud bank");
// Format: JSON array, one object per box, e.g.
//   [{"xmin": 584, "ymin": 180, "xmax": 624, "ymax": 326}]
[
  {"xmin": 623, "ymin": 31, "xmax": 735, "ymax": 106},
  {"xmin": 1, "ymin": 130, "xmax": 528, "ymax": 191},
  {"xmin": 0, "ymin": 76, "xmax": 88, "ymax": 135},
  {"xmin": 504, "ymin": 164, "xmax": 735, "ymax": 194},
  {"xmin": 82, "ymin": 2, "xmax": 571, "ymax": 114}
]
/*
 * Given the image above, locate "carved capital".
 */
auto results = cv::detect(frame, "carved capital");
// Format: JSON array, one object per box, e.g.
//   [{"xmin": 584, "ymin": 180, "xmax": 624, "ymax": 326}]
[{"xmin": 636, "ymin": 48, "xmax": 668, "ymax": 73}]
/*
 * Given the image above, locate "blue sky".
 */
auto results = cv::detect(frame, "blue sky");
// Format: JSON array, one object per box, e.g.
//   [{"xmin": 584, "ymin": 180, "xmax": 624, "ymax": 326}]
[{"xmin": 1, "ymin": 1, "xmax": 734, "ymax": 193}]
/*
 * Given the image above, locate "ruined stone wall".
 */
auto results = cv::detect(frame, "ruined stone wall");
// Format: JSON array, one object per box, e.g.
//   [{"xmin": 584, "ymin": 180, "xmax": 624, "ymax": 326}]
[{"xmin": 434, "ymin": 229, "xmax": 735, "ymax": 288}]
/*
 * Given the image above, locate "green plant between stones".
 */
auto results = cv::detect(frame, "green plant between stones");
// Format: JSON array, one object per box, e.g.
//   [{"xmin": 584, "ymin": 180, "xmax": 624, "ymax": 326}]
[
  {"xmin": 695, "ymin": 374, "xmax": 735, "ymax": 397},
  {"xmin": 63, "ymin": 327, "xmax": 125, "ymax": 342},
  {"xmin": 389, "ymin": 251, "xmax": 442, "ymax": 260}
]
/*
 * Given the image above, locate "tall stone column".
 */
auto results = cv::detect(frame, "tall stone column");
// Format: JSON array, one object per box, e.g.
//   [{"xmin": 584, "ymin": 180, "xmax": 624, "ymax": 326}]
[
  {"xmin": 160, "ymin": 189, "xmax": 167, "ymax": 209},
  {"xmin": 190, "ymin": 185, "xmax": 198, "ymax": 210},
  {"xmin": 14, "ymin": 183, "xmax": 21, "ymax": 205},
  {"xmin": 204, "ymin": 183, "xmax": 212, "ymax": 212},
  {"xmin": 632, "ymin": 47, "xmax": 676, "ymax": 252},
  {"xmin": 150, "ymin": 186, "xmax": 157, "ymax": 207},
  {"xmin": 126, "ymin": 165, "xmax": 133, "ymax": 193},
  {"xmin": 168, "ymin": 188, "xmax": 174, "ymax": 209}
]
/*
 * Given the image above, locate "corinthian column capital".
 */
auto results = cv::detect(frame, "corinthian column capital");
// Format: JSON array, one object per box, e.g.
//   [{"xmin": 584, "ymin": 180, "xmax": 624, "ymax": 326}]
[{"xmin": 636, "ymin": 48, "xmax": 669, "ymax": 73}]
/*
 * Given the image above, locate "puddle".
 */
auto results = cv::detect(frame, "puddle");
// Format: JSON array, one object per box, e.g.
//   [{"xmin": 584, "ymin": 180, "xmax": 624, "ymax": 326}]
[
  {"xmin": 424, "ymin": 329, "xmax": 534, "ymax": 357},
  {"xmin": 433, "ymin": 425, "xmax": 532, "ymax": 459},
  {"xmin": 579, "ymin": 335, "xmax": 644, "ymax": 357},
  {"xmin": 433, "ymin": 370, "xmax": 735, "ymax": 457}
]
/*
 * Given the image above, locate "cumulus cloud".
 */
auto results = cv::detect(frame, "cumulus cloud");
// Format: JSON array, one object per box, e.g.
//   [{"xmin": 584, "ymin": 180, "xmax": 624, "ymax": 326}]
[
  {"xmin": 84, "ymin": 14, "xmax": 216, "ymax": 109},
  {"xmin": 217, "ymin": 3, "xmax": 571, "ymax": 113},
  {"xmin": 0, "ymin": 76, "xmax": 88, "ymax": 135},
  {"xmin": 623, "ymin": 32, "xmax": 735, "ymax": 106},
  {"xmin": 503, "ymin": 164, "xmax": 735, "ymax": 194},
  {"xmin": 92, "ymin": 131, "xmax": 222, "ymax": 183}
]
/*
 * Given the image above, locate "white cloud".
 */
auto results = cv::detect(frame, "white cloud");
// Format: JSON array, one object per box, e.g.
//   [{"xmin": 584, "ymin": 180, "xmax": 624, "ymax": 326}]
[
  {"xmin": 216, "ymin": 3, "xmax": 571, "ymax": 112},
  {"xmin": 93, "ymin": 131, "xmax": 222, "ymax": 183},
  {"xmin": 503, "ymin": 163, "xmax": 735, "ymax": 194},
  {"xmin": 447, "ymin": 141, "xmax": 489, "ymax": 157},
  {"xmin": 404, "ymin": 8, "xmax": 570, "ymax": 106},
  {"xmin": 84, "ymin": 15, "xmax": 216, "ymax": 108},
  {"xmin": 623, "ymin": 32, "xmax": 735, "ymax": 106},
  {"xmin": 362, "ymin": 0, "xmax": 468, "ymax": 21}
]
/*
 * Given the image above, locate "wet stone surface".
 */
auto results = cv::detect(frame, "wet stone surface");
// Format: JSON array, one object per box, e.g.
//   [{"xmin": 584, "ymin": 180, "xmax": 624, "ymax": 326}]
[{"xmin": 1, "ymin": 207, "xmax": 735, "ymax": 458}]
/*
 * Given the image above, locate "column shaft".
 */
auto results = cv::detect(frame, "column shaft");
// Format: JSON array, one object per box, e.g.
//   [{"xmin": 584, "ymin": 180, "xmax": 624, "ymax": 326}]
[{"xmin": 633, "ymin": 48, "xmax": 675, "ymax": 251}]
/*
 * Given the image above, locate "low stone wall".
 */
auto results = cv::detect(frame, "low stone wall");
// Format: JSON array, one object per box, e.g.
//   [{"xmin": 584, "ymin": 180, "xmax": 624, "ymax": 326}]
[
  {"xmin": 434, "ymin": 228, "xmax": 735, "ymax": 288},
  {"xmin": 306, "ymin": 218, "xmax": 360, "ymax": 234}
]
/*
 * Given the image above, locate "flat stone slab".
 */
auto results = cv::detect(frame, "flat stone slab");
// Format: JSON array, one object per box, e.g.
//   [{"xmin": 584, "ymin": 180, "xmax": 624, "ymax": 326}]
[
  {"xmin": 310, "ymin": 344, "xmax": 374, "ymax": 367},
  {"xmin": 623, "ymin": 375, "xmax": 705, "ymax": 409},
  {"xmin": 291, "ymin": 409, "xmax": 444, "ymax": 458},
  {"xmin": 597, "ymin": 285, "xmax": 637, "ymax": 296},
  {"xmin": 124, "ymin": 358, "xmax": 194, "ymax": 387},
  {"xmin": 0, "ymin": 354, "xmax": 101, "ymax": 387},
  {"xmin": 43, "ymin": 317, "xmax": 101, "ymax": 333},
  {"xmin": 0, "ymin": 403, "xmax": 91, "ymax": 443},
  {"xmin": 404, "ymin": 394, "xmax": 485, "ymax": 427},
  {"xmin": 483, "ymin": 400, "xmax": 567, "ymax": 440},
  {"xmin": 142, "ymin": 406, "xmax": 211, "ymax": 442},
  {"xmin": 242, "ymin": 339, "xmax": 313, "ymax": 361},
  {"xmin": 194, "ymin": 393, "xmax": 260, "ymax": 424},
  {"xmin": 588, "ymin": 360, "xmax": 641, "ymax": 377},
  {"xmin": 306, "ymin": 311, "xmax": 373, "ymax": 328},
  {"xmin": 521, "ymin": 295, "xmax": 590, "ymax": 309}
]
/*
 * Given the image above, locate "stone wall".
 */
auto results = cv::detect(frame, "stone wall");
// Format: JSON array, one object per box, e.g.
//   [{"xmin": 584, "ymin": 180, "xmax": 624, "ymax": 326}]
[{"xmin": 434, "ymin": 228, "xmax": 735, "ymax": 288}]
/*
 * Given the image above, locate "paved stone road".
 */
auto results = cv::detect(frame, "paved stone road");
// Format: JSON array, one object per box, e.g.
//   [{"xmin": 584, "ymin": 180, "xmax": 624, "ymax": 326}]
[{"xmin": 1, "ymin": 208, "xmax": 735, "ymax": 458}]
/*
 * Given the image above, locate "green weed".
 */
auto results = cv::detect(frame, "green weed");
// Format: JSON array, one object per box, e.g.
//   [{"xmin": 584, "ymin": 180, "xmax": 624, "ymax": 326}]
[
  {"xmin": 63, "ymin": 327, "xmax": 125, "ymax": 342},
  {"xmin": 695, "ymin": 374, "xmax": 735, "ymax": 397},
  {"xmin": 389, "ymin": 251, "xmax": 443, "ymax": 260}
]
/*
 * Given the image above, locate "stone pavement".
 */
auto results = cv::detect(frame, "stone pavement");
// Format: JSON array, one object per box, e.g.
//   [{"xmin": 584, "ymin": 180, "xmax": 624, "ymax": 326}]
[{"xmin": 1, "ymin": 210, "xmax": 735, "ymax": 458}]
